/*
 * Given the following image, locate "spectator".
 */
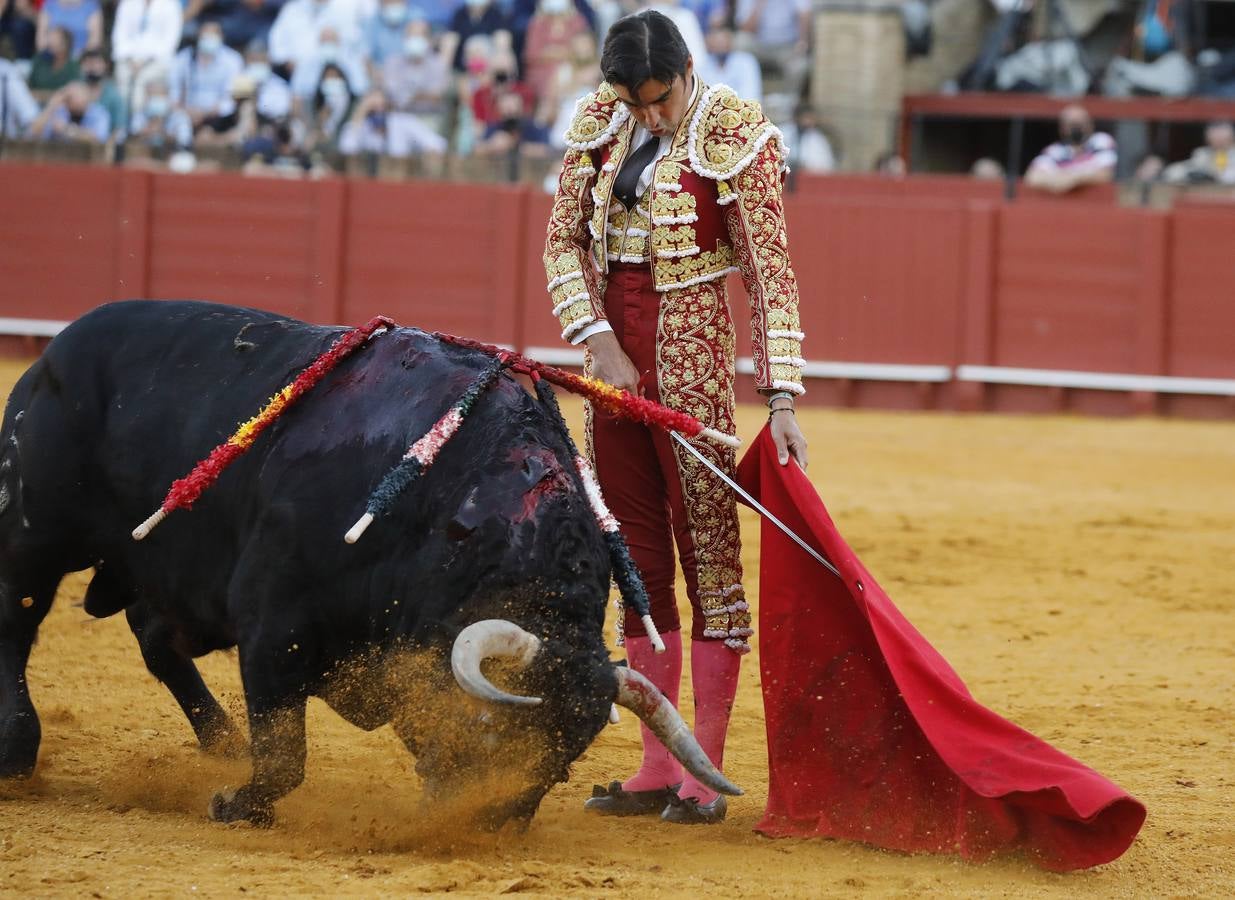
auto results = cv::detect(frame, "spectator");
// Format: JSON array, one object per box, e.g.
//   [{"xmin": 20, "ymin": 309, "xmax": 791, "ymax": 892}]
[
  {"xmin": 29, "ymin": 79, "xmax": 110, "ymax": 142},
  {"xmin": 735, "ymin": 0, "xmax": 810, "ymax": 100},
  {"xmin": 37, "ymin": 0, "xmax": 102, "ymax": 58},
  {"xmin": 1025, "ymin": 104, "xmax": 1117, "ymax": 195},
  {"xmin": 1133, "ymin": 0, "xmax": 1190, "ymax": 63},
  {"xmin": 269, "ymin": 0, "xmax": 362, "ymax": 79},
  {"xmin": 410, "ymin": 0, "xmax": 456, "ymax": 33},
  {"xmin": 0, "ymin": 0, "xmax": 37, "ymax": 60},
  {"xmin": 380, "ymin": 16, "xmax": 449, "ymax": 152},
  {"xmin": 471, "ymin": 47, "xmax": 536, "ymax": 155},
  {"xmin": 126, "ymin": 77, "xmax": 194, "ymax": 149},
  {"xmin": 873, "ymin": 150, "xmax": 906, "ymax": 177},
  {"xmin": 441, "ymin": 0, "xmax": 510, "ymax": 73},
  {"xmin": 1162, "ymin": 121, "xmax": 1235, "ymax": 186},
  {"xmin": 242, "ymin": 118, "xmax": 316, "ymax": 175},
  {"xmin": 171, "ymin": 22, "xmax": 245, "ymax": 138},
  {"xmin": 112, "ymin": 0, "xmax": 183, "ymax": 111},
  {"xmin": 970, "ymin": 156, "xmax": 1006, "ymax": 180},
  {"xmin": 28, "ymin": 26, "xmax": 80, "ymax": 92},
  {"xmin": 307, "ymin": 60, "xmax": 355, "ymax": 154},
  {"xmin": 182, "ymin": 0, "xmax": 283, "ymax": 50},
  {"xmin": 289, "ymin": 23, "xmax": 368, "ymax": 99},
  {"xmin": 701, "ymin": 13, "xmax": 759, "ymax": 103},
  {"xmin": 782, "ymin": 104, "xmax": 835, "ymax": 174},
  {"xmin": 523, "ymin": 0, "xmax": 588, "ymax": 100},
  {"xmin": 242, "ymin": 38, "xmax": 293, "ymax": 121},
  {"xmin": 547, "ymin": 29, "xmax": 597, "ymax": 150},
  {"xmin": 209, "ymin": 71, "xmax": 263, "ymax": 147},
  {"xmin": 364, "ymin": 0, "xmax": 414, "ymax": 68},
  {"xmin": 79, "ymin": 48, "xmax": 124, "ymax": 135},
  {"xmin": 681, "ymin": 0, "xmax": 723, "ymax": 31},
  {"xmin": 647, "ymin": 1, "xmax": 706, "ymax": 68},
  {"xmin": 0, "ymin": 55, "xmax": 40, "ymax": 134}
]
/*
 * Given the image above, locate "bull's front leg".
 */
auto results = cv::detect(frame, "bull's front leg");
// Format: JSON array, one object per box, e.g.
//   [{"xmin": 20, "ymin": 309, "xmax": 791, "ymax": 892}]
[
  {"xmin": 207, "ymin": 655, "xmax": 308, "ymax": 828},
  {"xmin": 0, "ymin": 578, "xmax": 57, "ymax": 778}
]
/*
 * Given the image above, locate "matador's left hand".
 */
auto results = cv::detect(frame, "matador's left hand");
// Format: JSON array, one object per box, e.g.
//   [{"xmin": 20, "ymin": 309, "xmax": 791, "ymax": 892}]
[{"xmin": 771, "ymin": 411, "xmax": 809, "ymax": 470}]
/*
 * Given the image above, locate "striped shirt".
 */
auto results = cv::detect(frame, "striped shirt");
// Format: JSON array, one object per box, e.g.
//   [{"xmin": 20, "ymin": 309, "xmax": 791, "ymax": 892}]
[{"xmin": 1029, "ymin": 132, "xmax": 1117, "ymax": 175}]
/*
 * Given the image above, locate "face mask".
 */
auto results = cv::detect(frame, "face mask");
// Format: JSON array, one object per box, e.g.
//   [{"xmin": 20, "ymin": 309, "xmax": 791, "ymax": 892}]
[
  {"xmin": 1064, "ymin": 126, "xmax": 1086, "ymax": 145},
  {"xmin": 83, "ymin": 71, "xmax": 104, "ymax": 85},
  {"xmin": 465, "ymin": 0, "xmax": 487, "ymax": 9},
  {"xmin": 198, "ymin": 34, "xmax": 223, "ymax": 55},
  {"xmin": 381, "ymin": 4, "xmax": 406, "ymax": 26},
  {"xmin": 542, "ymin": 0, "xmax": 568, "ymax": 13},
  {"xmin": 321, "ymin": 78, "xmax": 348, "ymax": 103},
  {"xmin": 246, "ymin": 62, "xmax": 271, "ymax": 82},
  {"xmin": 404, "ymin": 35, "xmax": 429, "ymax": 59},
  {"xmin": 318, "ymin": 42, "xmax": 340, "ymax": 63},
  {"xmin": 146, "ymin": 96, "xmax": 171, "ymax": 118}
]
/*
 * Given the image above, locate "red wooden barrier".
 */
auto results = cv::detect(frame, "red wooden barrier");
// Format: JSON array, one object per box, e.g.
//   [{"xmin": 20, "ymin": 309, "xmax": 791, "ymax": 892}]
[{"xmin": 1, "ymin": 163, "xmax": 1232, "ymax": 418}]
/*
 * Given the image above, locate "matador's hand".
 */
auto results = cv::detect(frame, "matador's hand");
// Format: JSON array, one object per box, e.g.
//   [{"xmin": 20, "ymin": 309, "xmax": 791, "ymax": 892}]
[
  {"xmin": 771, "ymin": 408, "xmax": 809, "ymax": 470},
  {"xmin": 584, "ymin": 330, "xmax": 642, "ymax": 396}
]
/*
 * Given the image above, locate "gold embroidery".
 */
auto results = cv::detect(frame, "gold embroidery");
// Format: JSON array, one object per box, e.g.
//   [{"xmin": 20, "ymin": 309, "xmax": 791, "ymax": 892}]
[{"xmin": 544, "ymin": 147, "xmax": 604, "ymax": 337}]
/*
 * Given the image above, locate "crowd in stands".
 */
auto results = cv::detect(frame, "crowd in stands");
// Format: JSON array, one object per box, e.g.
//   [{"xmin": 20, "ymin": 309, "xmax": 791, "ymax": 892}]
[{"xmin": 0, "ymin": 0, "xmax": 834, "ymax": 178}]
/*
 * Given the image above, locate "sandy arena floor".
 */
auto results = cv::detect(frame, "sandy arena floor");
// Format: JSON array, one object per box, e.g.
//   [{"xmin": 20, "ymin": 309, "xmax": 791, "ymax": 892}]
[{"xmin": 0, "ymin": 357, "xmax": 1232, "ymax": 898}]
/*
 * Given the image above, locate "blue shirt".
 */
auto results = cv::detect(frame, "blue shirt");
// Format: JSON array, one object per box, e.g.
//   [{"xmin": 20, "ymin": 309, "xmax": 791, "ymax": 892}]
[
  {"xmin": 171, "ymin": 44, "xmax": 245, "ymax": 116},
  {"xmin": 42, "ymin": 0, "xmax": 100, "ymax": 55},
  {"xmin": 44, "ymin": 103, "xmax": 111, "ymax": 142}
]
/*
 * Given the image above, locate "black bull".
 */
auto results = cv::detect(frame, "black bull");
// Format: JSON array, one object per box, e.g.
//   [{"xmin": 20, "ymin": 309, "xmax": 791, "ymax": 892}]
[{"xmin": 0, "ymin": 301, "xmax": 736, "ymax": 828}]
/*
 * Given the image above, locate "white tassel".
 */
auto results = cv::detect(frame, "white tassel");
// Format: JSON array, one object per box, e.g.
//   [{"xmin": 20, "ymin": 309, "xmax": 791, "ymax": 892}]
[
  {"xmin": 344, "ymin": 512, "xmax": 374, "ymax": 544},
  {"xmin": 641, "ymin": 614, "xmax": 666, "ymax": 653},
  {"xmin": 131, "ymin": 507, "xmax": 168, "ymax": 541}
]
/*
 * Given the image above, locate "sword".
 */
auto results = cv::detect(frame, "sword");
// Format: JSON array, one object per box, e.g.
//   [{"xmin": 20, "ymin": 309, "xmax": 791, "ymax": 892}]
[{"xmin": 669, "ymin": 431, "xmax": 842, "ymax": 580}]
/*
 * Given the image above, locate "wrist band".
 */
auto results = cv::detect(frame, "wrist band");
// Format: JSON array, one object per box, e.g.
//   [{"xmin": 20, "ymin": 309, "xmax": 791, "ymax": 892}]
[
  {"xmin": 766, "ymin": 390, "xmax": 794, "ymax": 408},
  {"xmin": 768, "ymin": 407, "xmax": 795, "ymax": 420}
]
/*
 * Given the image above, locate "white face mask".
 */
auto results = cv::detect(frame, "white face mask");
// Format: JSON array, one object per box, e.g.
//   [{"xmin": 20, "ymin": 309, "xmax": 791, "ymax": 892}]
[
  {"xmin": 198, "ymin": 33, "xmax": 223, "ymax": 55},
  {"xmin": 381, "ymin": 4, "xmax": 406, "ymax": 26},
  {"xmin": 403, "ymin": 35, "xmax": 429, "ymax": 59},
  {"xmin": 318, "ymin": 41, "xmax": 340, "ymax": 63},
  {"xmin": 246, "ymin": 62, "xmax": 271, "ymax": 82},
  {"xmin": 321, "ymin": 77, "xmax": 348, "ymax": 103},
  {"xmin": 542, "ymin": 0, "xmax": 569, "ymax": 13},
  {"xmin": 465, "ymin": 0, "xmax": 487, "ymax": 9},
  {"xmin": 146, "ymin": 95, "xmax": 171, "ymax": 118}
]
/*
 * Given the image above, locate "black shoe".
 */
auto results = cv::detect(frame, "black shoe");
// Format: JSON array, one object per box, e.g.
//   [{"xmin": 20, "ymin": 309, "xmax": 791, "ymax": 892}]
[
  {"xmin": 661, "ymin": 792, "xmax": 728, "ymax": 825},
  {"xmin": 583, "ymin": 781, "xmax": 681, "ymax": 816}
]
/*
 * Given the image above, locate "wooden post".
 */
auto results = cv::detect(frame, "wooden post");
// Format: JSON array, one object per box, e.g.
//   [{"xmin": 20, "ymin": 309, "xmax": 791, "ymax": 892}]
[
  {"xmin": 956, "ymin": 201, "xmax": 998, "ymax": 411},
  {"xmin": 1132, "ymin": 211, "xmax": 1171, "ymax": 415}
]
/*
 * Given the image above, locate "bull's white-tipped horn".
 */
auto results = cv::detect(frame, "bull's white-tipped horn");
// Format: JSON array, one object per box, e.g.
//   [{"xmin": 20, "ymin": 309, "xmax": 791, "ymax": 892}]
[
  {"xmin": 613, "ymin": 667, "xmax": 743, "ymax": 797},
  {"xmin": 451, "ymin": 619, "xmax": 543, "ymax": 707}
]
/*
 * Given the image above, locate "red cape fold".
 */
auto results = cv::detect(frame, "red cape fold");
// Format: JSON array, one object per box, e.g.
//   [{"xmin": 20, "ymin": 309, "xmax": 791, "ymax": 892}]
[{"xmin": 735, "ymin": 426, "xmax": 1145, "ymax": 871}]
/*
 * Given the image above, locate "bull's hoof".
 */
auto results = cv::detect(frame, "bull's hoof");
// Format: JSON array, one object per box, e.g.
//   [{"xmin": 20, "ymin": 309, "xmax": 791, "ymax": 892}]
[
  {"xmin": 208, "ymin": 787, "xmax": 274, "ymax": 828},
  {"xmin": 0, "ymin": 711, "xmax": 41, "ymax": 779},
  {"xmin": 0, "ymin": 755, "xmax": 36, "ymax": 780}
]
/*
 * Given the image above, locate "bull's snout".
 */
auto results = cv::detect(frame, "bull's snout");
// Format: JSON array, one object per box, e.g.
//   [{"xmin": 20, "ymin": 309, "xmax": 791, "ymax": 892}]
[{"xmin": 451, "ymin": 619, "xmax": 543, "ymax": 706}]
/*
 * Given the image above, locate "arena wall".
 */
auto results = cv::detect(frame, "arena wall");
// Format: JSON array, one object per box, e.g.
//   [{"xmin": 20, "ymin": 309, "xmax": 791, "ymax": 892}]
[{"xmin": 1, "ymin": 163, "xmax": 1232, "ymax": 418}]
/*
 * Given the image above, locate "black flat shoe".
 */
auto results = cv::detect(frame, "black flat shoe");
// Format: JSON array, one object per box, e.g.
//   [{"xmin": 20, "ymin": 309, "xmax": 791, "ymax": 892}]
[
  {"xmin": 583, "ymin": 781, "xmax": 681, "ymax": 816},
  {"xmin": 661, "ymin": 792, "xmax": 728, "ymax": 825}
]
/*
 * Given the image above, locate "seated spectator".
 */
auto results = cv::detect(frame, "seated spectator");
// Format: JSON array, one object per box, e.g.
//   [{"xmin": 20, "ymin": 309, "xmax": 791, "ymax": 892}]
[
  {"xmin": 112, "ymin": 0, "xmax": 184, "ymax": 111},
  {"xmin": 648, "ymin": 1, "xmax": 707, "ymax": 67},
  {"xmin": 1025, "ymin": 104, "xmax": 1117, "ymax": 195},
  {"xmin": 735, "ymin": 0, "xmax": 810, "ymax": 100},
  {"xmin": 782, "ymin": 104, "xmax": 835, "ymax": 174},
  {"xmin": 1162, "ymin": 121, "xmax": 1235, "ymax": 186},
  {"xmin": 29, "ymin": 79, "xmax": 110, "ymax": 142},
  {"xmin": 873, "ymin": 150, "xmax": 906, "ymax": 177},
  {"xmin": 37, "ymin": 0, "xmax": 101, "ymax": 58},
  {"xmin": 971, "ymin": 156, "xmax": 1006, "ymax": 180},
  {"xmin": 171, "ymin": 22, "xmax": 245, "ymax": 139},
  {"xmin": 242, "ymin": 38, "xmax": 293, "ymax": 121},
  {"xmin": 79, "ymin": 48, "xmax": 125, "ymax": 135},
  {"xmin": 269, "ymin": 0, "xmax": 363, "ymax": 83},
  {"xmin": 182, "ymin": 0, "xmax": 283, "ymax": 50},
  {"xmin": 441, "ymin": 0, "xmax": 511, "ymax": 74},
  {"xmin": 0, "ymin": 0, "xmax": 38, "ymax": 60},
  {"xmin": 306, "ymin": 60, "xmax": 356, "ymax": 155},
  {"xmin": 242, "ymin": 118, "xmax": 316, "ymax": 175},
  {"xmin": 28, "ymin": 26, "xmax": 80, "ymax": 92},
  {"xmin": 380, "ymin": 17, "xmax": 448, "ymax": 147},
  {"xmin": 289, "ymin": 23, "xmax": 368, "ymax": 100},
  {"xmin": 126, "ymin": 77, "xmax": 195, "ymax": 149},
  {"xmin": 0, "ymin": 55, "xmax": 40, "ymax": 134},
  {"xmin": 471, "ymin": 49, "xmax": 536, "ymax": 155},
  {"xmin": 523, "ymin": 0, "xmax": 588, "ymax": 101},
  {"xmin": 701, "ymin": 12, "xmax": 760, "ymax": 103},
  {"xmin": 364, "ymin": 0, "xmax": 414, "ymax": 69},
  {"xmin": 547, "ymin": 30, "xmax": 598, "ymax": 150}
]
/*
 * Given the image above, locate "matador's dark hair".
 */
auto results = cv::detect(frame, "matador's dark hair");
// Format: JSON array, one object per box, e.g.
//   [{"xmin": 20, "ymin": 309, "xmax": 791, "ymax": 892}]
[{"xmin": 600, "ymin": 10, "xmax": 691, "ymax": 93}]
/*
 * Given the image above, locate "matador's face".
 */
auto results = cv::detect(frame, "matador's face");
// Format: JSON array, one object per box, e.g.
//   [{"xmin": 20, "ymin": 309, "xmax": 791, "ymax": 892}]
[{"xmin": 612, "ymin": 59, "xmax": 695, "ymax": 139}]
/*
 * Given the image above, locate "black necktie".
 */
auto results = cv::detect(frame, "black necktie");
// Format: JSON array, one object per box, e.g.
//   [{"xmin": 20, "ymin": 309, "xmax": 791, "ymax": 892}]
[{"xmin": 613, "ymin": 134, "xmax": 660, "ymax": 211}]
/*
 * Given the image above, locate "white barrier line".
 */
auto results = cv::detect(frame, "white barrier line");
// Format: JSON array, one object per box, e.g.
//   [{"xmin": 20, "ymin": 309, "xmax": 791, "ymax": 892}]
[
  {"xmin": 738, "ymin": 357, "xmax": 953, "ymax": 383},
  {"xmin": 957, "ymin": 365, "xmax": 1235, "ymax": 397},
  {"xmin": 0, "ymin": 318, "xmax": 70, "ymax": 338}
]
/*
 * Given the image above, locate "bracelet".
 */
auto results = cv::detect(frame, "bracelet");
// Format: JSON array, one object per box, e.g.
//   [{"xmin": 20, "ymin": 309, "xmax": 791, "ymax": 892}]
[
  {"xmin": 766, "ymin": 390, "xmax": 794, "ymax": 408},
  {"xmin": 768, "ymin": 407, "xmax": 795, "ymax": 421}
]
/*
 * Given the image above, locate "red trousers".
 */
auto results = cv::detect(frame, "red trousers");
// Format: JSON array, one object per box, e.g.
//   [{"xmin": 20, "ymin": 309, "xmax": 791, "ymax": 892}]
[{"xmin": 590, "ymin": 263, "xmax": 742, "ymax": 641}]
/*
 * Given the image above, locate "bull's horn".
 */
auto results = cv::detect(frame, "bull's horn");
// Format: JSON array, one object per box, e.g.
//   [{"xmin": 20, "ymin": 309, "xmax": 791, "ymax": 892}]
[
  {"xmin": 613, "ymin": 667, "xmax": 743, "ymax": 797},
  {"xmin": 451, "ymin": 619, "xmax": 543, "ymax": 707}
]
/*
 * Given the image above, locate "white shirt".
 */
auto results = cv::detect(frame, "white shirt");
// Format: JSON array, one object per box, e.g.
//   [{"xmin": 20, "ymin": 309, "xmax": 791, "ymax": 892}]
[
  {"xmin": 112, "ymin": 0, "xmax": 183, "ymax": 64},
  {"xmin": 0, "ymin": 61, "xmax": 40, "ymax": 135},
  {"xmin": 171, "ymin": 45, "xmax": 245, "ymax": 116},
  {"xmin": 702, "ymin": 50, "xmax": 762, "ymax": 104},
  {"xmin": 269, "ymin": 0, "xmax": 362, "ymax": 66},
  {"xmin": 570, "ymin": 75, "xmax": 702, "ymax": 346}
]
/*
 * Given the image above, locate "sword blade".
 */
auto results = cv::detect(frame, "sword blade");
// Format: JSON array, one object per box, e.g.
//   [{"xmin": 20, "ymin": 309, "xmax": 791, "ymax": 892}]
[{"xmin": 669, "ymin": 431, "xmax": 842, "ymax": 580}]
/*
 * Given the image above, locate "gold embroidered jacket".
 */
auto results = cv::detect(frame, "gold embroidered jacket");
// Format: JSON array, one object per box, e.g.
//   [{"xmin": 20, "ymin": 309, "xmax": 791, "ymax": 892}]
[{"xmin": 543, "ymin": 81, "xmax": 806, "ymax": 395}]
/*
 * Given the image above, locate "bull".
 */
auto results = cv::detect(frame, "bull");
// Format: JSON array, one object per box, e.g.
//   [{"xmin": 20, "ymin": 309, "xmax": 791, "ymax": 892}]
[{"xmin": 0, "ymin": 300, "xmax": 737, "ymax": 828}]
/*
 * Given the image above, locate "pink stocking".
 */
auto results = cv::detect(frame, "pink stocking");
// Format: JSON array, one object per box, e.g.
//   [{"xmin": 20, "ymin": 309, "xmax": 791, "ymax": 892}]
[
  {"xmin": 676, "ymin": 639, "xmax": 741, "ymax": 803},
  {"xmin": 621, "ymin": 629, "xmax": 684, "ymax": 792}
]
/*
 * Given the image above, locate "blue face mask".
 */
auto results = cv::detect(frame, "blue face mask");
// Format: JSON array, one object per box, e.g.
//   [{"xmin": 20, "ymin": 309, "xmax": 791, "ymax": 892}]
[
  {"xmin": 198, "ymin": 34, "xmax": 223, "ymax": 55},
  {"xmin": 146, "ymin": 95, "xmax": 171, "ymax": 118}
]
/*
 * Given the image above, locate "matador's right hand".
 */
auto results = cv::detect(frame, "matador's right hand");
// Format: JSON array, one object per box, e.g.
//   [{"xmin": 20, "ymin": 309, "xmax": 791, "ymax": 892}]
[{"xmin": 585, "ymin": 330, "xmax": 642, "ymax": 396}]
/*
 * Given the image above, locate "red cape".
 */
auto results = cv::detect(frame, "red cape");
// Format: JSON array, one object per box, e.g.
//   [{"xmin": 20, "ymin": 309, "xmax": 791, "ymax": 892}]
[{"xmin": 736, "ymin": 427, "xmax": 1146, "ymax": 871}]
